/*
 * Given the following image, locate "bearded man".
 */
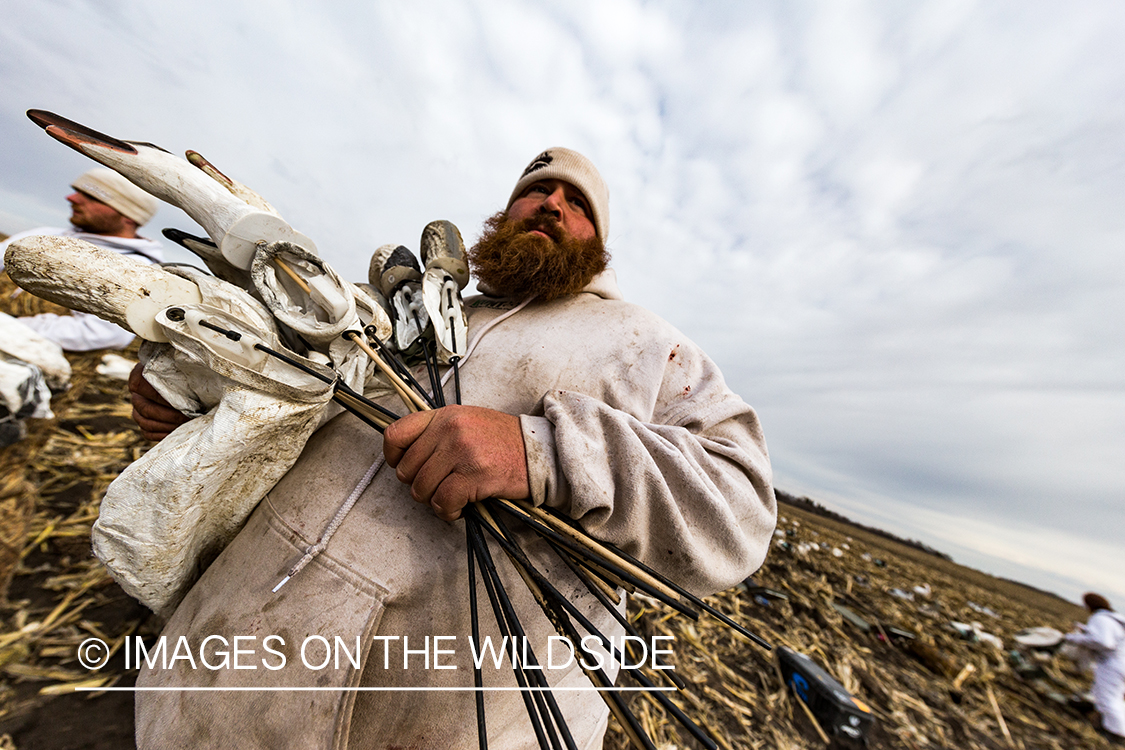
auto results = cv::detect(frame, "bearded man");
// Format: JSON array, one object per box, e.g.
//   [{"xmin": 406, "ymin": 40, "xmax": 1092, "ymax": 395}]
[
  {"xmin": 129, "ymin": 147, "xmax": 776, "ymax": 750},
  {"xmin": 0, "ymin": 168, "xmax": 163, "ymax": 351}
]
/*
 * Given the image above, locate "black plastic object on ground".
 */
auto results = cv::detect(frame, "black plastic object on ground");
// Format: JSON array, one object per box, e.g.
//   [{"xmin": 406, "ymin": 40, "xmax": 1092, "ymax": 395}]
[{"xmin": 777, "ymin": 646, "xmax": 874, "ymax": 746}]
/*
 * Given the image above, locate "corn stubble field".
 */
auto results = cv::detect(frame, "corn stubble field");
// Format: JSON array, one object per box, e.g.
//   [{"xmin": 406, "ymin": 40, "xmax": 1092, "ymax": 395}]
[{"xmin": 0, "ymin": 273, "xmax": 1111, "ymax": 750}]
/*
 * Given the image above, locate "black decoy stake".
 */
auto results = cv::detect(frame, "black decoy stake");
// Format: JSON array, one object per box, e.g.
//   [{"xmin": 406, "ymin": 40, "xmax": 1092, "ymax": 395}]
[
  {"xmin": 467, "ymin": 524, "xmax": 488, "ymax": 750},
  {"xmin": 536, "ymin": 505, "xmax": 772, "ymax": 650},
  {"xmin": 364, "ymin": 327, "xmax": 437, "ymax": 409},
  {"xmin": 467, "ymin": 510, "xmax": 577, "ymax": 750},
  {"xmin": 186, "ymin": 316, "xmax": 399, "ymax": 432},
  {"xmin": 466, "ymin": 513, "xmax": 555, "ymax": 750}
]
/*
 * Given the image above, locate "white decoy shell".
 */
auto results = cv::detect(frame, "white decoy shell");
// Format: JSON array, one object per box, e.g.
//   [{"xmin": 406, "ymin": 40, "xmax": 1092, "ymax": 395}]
[
  {"xmin": 420, "ymin": 220, "xmax": 470, "ymax": 290},
  {"xmin": 4, "ymin": 235, "xmax": 202, "ymax": 343},
  {"xmin": 30, "ymin": 111, "xmax": 315, "ymax": 270}
]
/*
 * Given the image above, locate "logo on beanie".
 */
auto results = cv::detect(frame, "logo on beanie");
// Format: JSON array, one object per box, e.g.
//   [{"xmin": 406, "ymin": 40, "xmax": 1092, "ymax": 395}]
[{"xmin": 521, "ymin": 151, "xmax": 553, "ymax": 178}]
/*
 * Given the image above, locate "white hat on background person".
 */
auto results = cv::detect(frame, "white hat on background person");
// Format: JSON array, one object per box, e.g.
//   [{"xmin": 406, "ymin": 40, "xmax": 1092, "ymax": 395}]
[{"xmin": 71, "ymin": 168, "xmax": 160, "ymax": 226}]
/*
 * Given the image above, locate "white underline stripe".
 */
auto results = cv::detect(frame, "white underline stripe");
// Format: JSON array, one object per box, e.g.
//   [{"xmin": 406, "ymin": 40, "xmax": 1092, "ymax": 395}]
[{"xmin": 76, "ymin": 686, "xmax": 676, "ymax": 693}]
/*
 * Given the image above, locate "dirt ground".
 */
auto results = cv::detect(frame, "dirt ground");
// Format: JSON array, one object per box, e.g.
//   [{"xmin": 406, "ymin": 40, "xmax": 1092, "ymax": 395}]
[
  {"xmin": 2, "ymin": 445, "xmax": 1109, "ymax": 750},
  {"xmin": 596, "ymin": 500, "xmax": 1107, "ymax": 750}
]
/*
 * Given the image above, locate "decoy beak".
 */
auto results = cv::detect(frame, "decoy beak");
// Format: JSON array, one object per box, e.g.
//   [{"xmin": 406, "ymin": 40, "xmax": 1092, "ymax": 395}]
[
  {"xmin": 186, "ymin": 150, "xmax": 280, "ymax": 216},
  {"xmin": 25, "ymin": 109, "xmax": 315, "ymax": 270},
  {"xmin": 28, "ymin": 109, "xmax": 139, "ymax": 154}
]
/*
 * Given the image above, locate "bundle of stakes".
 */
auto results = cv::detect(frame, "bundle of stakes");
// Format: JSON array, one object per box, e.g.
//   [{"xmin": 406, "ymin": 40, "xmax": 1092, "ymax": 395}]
[{"xmin": 201, "ymin": 253, "xmax": 773, "ymax": 750}]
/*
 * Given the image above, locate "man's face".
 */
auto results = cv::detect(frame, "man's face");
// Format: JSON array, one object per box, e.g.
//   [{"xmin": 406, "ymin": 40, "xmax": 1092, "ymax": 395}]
[
  {"xmin": 506, "ymin": 179, "xmax": 597, "ymax": 245},
  {"xmin": 467, "ymin": 179, "xmax": 609, "ymax": 302},
  {"xmin": 67, "ymin": 190, "xmax": 131, "ymax": 235}
]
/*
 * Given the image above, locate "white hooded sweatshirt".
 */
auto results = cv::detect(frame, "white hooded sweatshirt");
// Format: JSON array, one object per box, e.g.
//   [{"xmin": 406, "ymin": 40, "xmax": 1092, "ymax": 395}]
[
  {"xmin": 134, "ymin": 270, "xmax": 776, "ymax": 750},
  {"xmin": 1068, "ymin": 609, "xmax": 1125, "ymax": 737},
  {"xmin": 1, "ymin": 227, "xmax": 163, "ymax": 350}
]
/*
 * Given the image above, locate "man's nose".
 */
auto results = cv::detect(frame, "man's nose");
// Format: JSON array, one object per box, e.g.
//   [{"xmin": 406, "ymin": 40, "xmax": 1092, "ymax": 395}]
[
  {"xmin": 66, "ymin": 192, "xmax": 83, "ymax": 205},
  {"xmin": 538, "ymin": 188, "xmax": 565, "ymax": 219}
]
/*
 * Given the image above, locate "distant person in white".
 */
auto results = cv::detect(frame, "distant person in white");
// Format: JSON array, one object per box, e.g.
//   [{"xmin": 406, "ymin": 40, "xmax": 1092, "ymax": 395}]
[
  {"xmin": 1067, "ymin": 592, "xmax": 1125, "ymax": 743},
  {"xmin": 0, "ymin": 168, "xmax": 163, "ymax": 351}
]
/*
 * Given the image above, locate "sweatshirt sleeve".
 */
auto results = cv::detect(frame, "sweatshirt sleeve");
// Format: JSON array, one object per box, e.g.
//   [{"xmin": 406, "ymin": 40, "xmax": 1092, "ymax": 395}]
[
  {"xmin": 19, "ymin": 311, "xmax": 136, "ymax": 351},
  {"xmin": 520, "ymin": 330, "xmax": 775, "ymax": 597},
  {"xmin": 1068, "ymin": 614, "xmax": 1125, "ymax": 653}
]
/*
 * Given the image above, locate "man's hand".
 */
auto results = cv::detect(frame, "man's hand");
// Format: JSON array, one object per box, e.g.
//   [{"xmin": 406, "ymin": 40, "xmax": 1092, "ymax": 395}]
[
  {"xmin": 128, "ymin": 363, "xmax": 190, "ymax": 441},
  {"xmin": 383, "ymin": 405, "xmax": 530, "ymax": 522}
]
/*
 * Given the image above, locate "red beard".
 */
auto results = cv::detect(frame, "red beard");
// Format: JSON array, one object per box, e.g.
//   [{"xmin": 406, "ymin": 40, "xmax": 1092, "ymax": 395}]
[{"xmin": 467, "ymin": 212, "xmax": 609, "ymax": 302}]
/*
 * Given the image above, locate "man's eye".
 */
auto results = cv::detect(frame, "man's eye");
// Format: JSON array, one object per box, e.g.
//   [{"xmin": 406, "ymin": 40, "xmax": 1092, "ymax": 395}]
[
  {"xmin": 569, "ymin": 198, "xmax": 588, "ymax": 215},
  {"xmin": 530, "ymin": 184, "xmax": 549, "ymax": 195}
]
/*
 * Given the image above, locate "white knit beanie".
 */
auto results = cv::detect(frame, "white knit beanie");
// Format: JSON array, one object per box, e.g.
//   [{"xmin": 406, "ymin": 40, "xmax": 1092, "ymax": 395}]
[
  {"xmin": 506, "ymin": 147, "xmax": 609, "ymax": 243},
  {"xmin": 71, "ymin": 168, "xmax": 160, "ymax": 226}
]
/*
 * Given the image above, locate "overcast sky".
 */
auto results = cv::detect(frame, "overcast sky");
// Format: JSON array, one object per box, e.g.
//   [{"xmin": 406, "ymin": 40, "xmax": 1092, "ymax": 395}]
[{"xmin": 2, "ymin": 0, "xmax": 1122, "ymax": 606}]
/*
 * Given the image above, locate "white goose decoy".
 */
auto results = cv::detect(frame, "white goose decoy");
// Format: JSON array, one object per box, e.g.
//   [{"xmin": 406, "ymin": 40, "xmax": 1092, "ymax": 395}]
[
  {"xmin": 419, "ymin": 220, "xmax": 469, "ymax": 362},
  {"xmin": 11, "ymin": 110, "xmax": 399, "ymax": 616},
  {"xmin": 26, "ymin": 109, "xmax": 316, "ymax": 270},
  {"xmin": 369, "ymin": 243, "xmax": 430, "ymax": 356},
  {"xmin": 25, "ymin": 111, "xmax": 387, "ymax": 381},
  {"xmin": 4, "ymin": 234, "xmax": 203, "ymax": 344}
]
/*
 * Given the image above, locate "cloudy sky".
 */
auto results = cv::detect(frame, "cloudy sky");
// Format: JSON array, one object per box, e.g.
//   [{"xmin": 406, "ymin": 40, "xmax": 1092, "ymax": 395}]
[{"xmin": 2, "ymin": 1, "xmax": 1123, "ymax": 606}]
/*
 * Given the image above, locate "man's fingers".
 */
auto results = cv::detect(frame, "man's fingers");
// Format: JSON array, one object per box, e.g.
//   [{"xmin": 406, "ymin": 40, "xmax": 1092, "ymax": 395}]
[
  {"xmin": 136, "ymin": 423, "xmax": 173, "ymax": 441},
  {"xmin": 131, "ymin": 405, "xmax": 182, "ymax": 431},
  {"xmin": 128, "ymin": 362, "xmax": 145, "ymax": 390},
  {"xmin": 128, "ymin": 366, "xmax": 189, "ymax": 442},
  {"xmin": 130, "ymin": 392, "xmax": 180, "ymax": 423},
  {"xmin": 128, "ymin": 363, "xmax": 168, "ymax": 404},
  {"xmin": 383, "ymin": 405, "xmax": 531, "ymax": 522},
  {"xmin": 404, "ymin": 448, "xmax": 464, "ymax": 506},
  {"xmin": 131, "ymin": 404, "xmax": 177, "ymax": 441},
  {"xmin": 383, "ymin": 410, "xmax": 438, "ymax": 468},
  {"xmin": 429, "ymin": 475, "xmax": 474, "ymax": 521}
]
